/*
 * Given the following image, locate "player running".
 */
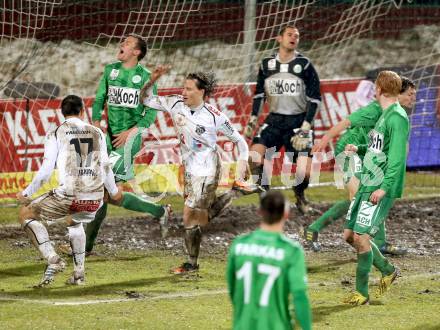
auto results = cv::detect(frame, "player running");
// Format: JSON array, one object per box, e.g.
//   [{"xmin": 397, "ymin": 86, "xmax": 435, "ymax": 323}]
[
  {"xmin": 16, "ymin": 95, "xmax": 121, "ymax": 287},
  {"xmin": 243, "ymin": 25, "xmax": 321, "ymax": 214},
  {"xmin": 141, "ymin": 68, "xmax": 256, "ymax": 274},
  {"xmin": 85, "ymin": 34, "xmax": 170, "ymax": 254},
  {"xmin": 227, "ymin": 191, "xmax": 311, "ymax": 330},
  {"xmin": 305, "ymin": 77, "xmax": 416, "ymax": 253},
  {"xmin": 342, "ymin": 71, "xmax": 410, "ymax": 305}
]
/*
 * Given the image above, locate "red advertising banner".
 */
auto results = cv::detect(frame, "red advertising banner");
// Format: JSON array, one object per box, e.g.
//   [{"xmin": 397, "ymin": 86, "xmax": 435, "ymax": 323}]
[{"xmin": 0, "ymin": 79, "xmax": 361, "ymax": 199}]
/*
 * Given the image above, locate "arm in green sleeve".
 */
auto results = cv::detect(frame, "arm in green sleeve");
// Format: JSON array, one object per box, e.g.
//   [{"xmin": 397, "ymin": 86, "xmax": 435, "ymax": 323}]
[
  {"xmin": 288, "ymin": 247, "xmax": 311, "ymax": 330},
  {"xmin": 380, "ymin": 115, "xmax": 409, "ymax": 193},
  {"xmin": 137, "ymin": 82, "xmax": 158, "ymax": 129},
  {"xmin": 292, "ymin": 290, "xmax": 312, "ymax": 330},
  {"xmin": 226, "ymin": 242, "xmax": 236, "ymax": 301},
  {"xmin": 92, "ymin": 67, "xmax": 108, "ymax": 122}
]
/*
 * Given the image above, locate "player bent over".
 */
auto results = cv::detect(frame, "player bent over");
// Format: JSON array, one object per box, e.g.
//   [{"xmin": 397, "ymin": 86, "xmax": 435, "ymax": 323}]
[
  {"xmin": 342, "ymin": 71, "xmax": 409, "ymax": 305},
  {"xmin": 306, "ymin": 77, "xmax": 416, "ymax": 253},
  {"xmin": 85, "ymin": 34, "xmax": 170, "ymax": 254},
  {"xmin": 243, "ymin": 25, "xmax": 321, "ymax": 214},
  {"xmin": 141, "ymin": 68, "xmax": 255, "ymax": 274},
  {"xmin": 227, "ymin": 191, "xmax": 311, "ymax": 330},
  {"xmin": 16, "ymin": 95, "xmax": 121, "ymax": 287}
]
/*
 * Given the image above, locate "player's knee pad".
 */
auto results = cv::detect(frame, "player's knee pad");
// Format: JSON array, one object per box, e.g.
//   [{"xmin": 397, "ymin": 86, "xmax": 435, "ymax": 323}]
[{"xmin": 184, "ymin": 225, "xmax": 202, "ymax": 258}]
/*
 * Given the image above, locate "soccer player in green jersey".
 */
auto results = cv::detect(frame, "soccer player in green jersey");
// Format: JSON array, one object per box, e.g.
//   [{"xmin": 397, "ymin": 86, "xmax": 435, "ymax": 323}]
[
  {"xmin": 85, "ymin": 35, "xmax": 170, "ymax": 253},
  {"xmin": 305, "ymin": 77, "xmax": 416, "ymax": 254},
  {"xmin": 342, "ymin": 71, "xmax": 410, "ymax": 305},
  {"xmin": 227, "ymin": 191, "xmax": 311, "ymax": 330}
]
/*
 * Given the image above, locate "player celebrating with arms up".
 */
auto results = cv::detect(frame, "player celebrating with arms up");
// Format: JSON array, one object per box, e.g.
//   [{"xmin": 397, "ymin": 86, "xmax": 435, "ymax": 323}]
[
  {"xmin": 244, "ymin": 25, "xmax": 321, "ymax": 213},
  {"xmin": 86, "ymin": 34, "xmax": 170, "ymax": 254},
  {"xmin": 141, "ymin": 68, "xmax": 253, "ymax": 274}
]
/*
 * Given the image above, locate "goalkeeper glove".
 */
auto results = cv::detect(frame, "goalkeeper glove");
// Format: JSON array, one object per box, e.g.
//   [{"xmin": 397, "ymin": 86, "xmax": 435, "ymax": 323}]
[
  {"xmin": 291, "ymin": 121, "xmax": 313, "ymax": 151},
  {"xmin": 244, "ymin": 115, "xmax": 258, "ymax": 139}
]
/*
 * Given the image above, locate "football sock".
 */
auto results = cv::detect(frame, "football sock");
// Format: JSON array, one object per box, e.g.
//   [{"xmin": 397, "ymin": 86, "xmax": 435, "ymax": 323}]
[
  {"xmin": 22, "ymin": 219, "xmax": 57, "ymax": 263},
  {"xmin": 356, "ymin": 249, "xmax": 373, "ymax": 298},
  {"xmin": 371, "ymin": 240, "xmax": 395, "ymax": 276},
  {"xmin": 294, "ymin": 177, "xmax": 309, "ymax": 196},
  {"xmin": 85, "ymin": 202, "xmax": 108, "ymax": 253},
  {"xmin": 121, "ymin": 192, "xmax": 164, "ymax": 218},
  {"xmin": 68, "ymin": 223, "xmax": 86, "ymax": 272},
  {"xmin": 373, "ymin": 222, "xmax": 386, "ymax": 249},
  {"xmin": 184, "ymin": 225, "xmax": 202, "ymax": 266},
  {"xmin": 308, "ymin": 199, "xmax": 351, "ymax": 232}
]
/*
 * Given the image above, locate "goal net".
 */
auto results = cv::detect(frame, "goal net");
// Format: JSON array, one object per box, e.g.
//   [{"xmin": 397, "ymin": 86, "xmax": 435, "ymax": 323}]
[{"xmin": 1, "ymin": 0, "xmax": 439, "ymax": 203}]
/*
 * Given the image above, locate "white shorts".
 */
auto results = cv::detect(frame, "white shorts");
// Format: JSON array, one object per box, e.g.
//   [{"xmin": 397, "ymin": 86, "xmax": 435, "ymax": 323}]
[{"xmin": 29, "ymin": 190, "xmax": 102, "ymax": 224}]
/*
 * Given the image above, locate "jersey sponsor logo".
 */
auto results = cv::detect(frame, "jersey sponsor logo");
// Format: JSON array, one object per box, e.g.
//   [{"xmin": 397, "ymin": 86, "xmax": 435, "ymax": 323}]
[
  {"xmin": 70, "ymin": 199, "xmax": 101, "ymax": 213},
  {"xmin": 356, "ymin": 201, "xmax": 377, "ymax": 227},
  {"xmin": 235, "ymin": 243, "xmax": 285, "ymax": 261},
  {"xmin": 280, "ymin": 64, "xmax": 289, "ymax": 73},
  {"xmin": 108, "ymin": 86, "xmax": 140, "ymax": 108},
  {"xmin": 268, "ymin": 59, "xmax": 276, "ymax": 70},
  {"xmin": 368, "ymin": 129, "xmax": 384, "ymax": 153},
  {"xmin": 132, "ymin": 75, "xmax": 142, "ymax": 84},
  {"xmin": 109, "ymin": 69, "xmax": 119, "ymax": 80},
  {"xmin": 78, "ymin": 168, "xmax": 97, "ymax": 176},
  {"xmin": 195, "ymin": 124, "xmax": 206, "ymax": 135},
  {"xmin": 267, "ymin": 78, "xmax": 302, "ymax": 96},
  {"xmin": 293, "ymin": 64, "xmax": 302, "ymax": 73}
]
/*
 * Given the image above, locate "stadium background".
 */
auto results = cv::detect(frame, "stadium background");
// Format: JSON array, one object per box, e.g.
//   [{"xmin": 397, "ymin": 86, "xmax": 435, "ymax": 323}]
[{"xmin": 1, "ymin": 0, "xmax": 439, "ymax": 203}]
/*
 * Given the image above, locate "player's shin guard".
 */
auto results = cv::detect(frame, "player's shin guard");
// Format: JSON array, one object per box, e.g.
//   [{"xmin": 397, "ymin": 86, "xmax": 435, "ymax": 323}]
[
  {"xmin": 68, "ymin": 223, "xmax": 86, "ymax": 273},
  {"xmin": 371, "ymin": 241, "xmax": 395, "ymax": 276},
  {"xmin": 85, "ymin": 202, "xmax": 108, "ymax": 253},
  {"xmin": 373, "ymin": 222, "xmax": 386, "ymax": 249},
  {"xmin": 22, "ymin": 219, "xmax": 58, "ymax": 263},
  {"xmin": 121, "ymin": 192, "xmax": 164, "ymax": 218},
  {"xmin": 308, "ymin": 199, "xmax": 351, "ymax": 232},
  {"xmin": 356, "ymin": 249, "xmax": 373, "ymax": 298},
  {"xmin": 184, "ymin": 225, "xmax": 202, "ymax": 266}
]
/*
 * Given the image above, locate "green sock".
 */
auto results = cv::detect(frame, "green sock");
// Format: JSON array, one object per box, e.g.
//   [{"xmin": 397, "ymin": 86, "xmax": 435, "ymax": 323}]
[
  {"xmin": 356, "ymin": 250, "xmax": 373, "ymax": 298},
  {"xmin": 373, "ymin": 222, "xmax": 386, "ymax": 249},
  {"xmin": 371, "ymin": 240, "xmax": 395, "ymax": 276},
  {"xmin": 121, "ymin": 192, "xmax": 164, "ymax": 218},
  {"xmin": 308, "ymin": 200, "xmax": 351, "ymax": 232},
  {"xmin": 85, "ymin": 202, "xmax": 108, "ymax": 252}
]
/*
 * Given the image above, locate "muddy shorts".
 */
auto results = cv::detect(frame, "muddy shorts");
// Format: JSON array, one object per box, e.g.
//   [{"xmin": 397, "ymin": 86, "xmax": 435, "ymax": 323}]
[
  {"xmin": 29, "ymin": 190, "xmax": 102, "ymax": 224},
  {"xmin": 344, "ymin": 192, "xmax": 394, "ymax": 237}
]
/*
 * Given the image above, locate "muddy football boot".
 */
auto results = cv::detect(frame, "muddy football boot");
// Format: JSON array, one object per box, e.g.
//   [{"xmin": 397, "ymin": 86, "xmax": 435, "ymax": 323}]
[
  {"xmin": 66, "ymin": 270, "xmax": 85, "ymax": 285},
  {"xmin": 170, "ymin": 262, "xmax": 199, "ymax": 275},
  {"xmin": 379, "ymin": 243, "xmax": 408, "ymax": 256},
  {"xmin": 342, "ymin": 291, "xmax": 369, "ymax": 306},
  {"xmin": 304, "ymin": 227, "xmax": 321, "ymax": 252},
  {"xmin": 232, "ymin": 180, "xmax": 264, "ymax": 196},
  {"xmin": 375, "ymin": 267, "xmax": 401, "ymax": 298},
  {"xmin": 159, "ymin": 204, "xmax": 172, "ymax": 238},
  {"xmin": 35, "ymin": 258, "xmax": 66, "ymax": 288}
]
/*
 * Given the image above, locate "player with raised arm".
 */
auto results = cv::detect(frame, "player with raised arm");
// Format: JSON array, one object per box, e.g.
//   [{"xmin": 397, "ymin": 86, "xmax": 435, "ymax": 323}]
[
  {"xmin": 305, "ymin": 77, "xmax": 416, "ymax": 253},
  {"xmin": 16, "ymin": 95, "xmax": 122, "ymax": 287},
  {"xmin": 243, "ymin": 25, "xmax": 321, "ymax": 214},
  {"xmin": 226, "ymin": 191, "xmax": 311, "ymax": 330},
  {"xmin": 141, "ymin": 68, "xmax": 254, "ymax": 274},
  {"xmin": 342, "ymin": 71, "xmax": 409, "ymax": 305},
  {"xmin": 85, "ymin": 34, "xmax": 170, "ymax": 254}
]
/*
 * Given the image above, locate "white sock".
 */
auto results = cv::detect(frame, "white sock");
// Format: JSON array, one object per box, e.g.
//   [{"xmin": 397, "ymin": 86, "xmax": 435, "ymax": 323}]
[
  {"xmin": 68, "ymin": 223, "xmax": 85, "ymax": 273},
  {"xmin": 22, "ymin": 219, "xmax": 57, "ymax": 263}
]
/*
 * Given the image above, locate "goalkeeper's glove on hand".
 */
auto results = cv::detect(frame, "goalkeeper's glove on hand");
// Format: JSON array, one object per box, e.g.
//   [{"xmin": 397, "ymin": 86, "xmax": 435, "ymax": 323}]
[
  {"xmin": 244, "ymin": 115, "xmax": 258, "ymax": 139},
  {"xmin": 291, "ymin": 121, "xmax": 313, "ymax": 151}
]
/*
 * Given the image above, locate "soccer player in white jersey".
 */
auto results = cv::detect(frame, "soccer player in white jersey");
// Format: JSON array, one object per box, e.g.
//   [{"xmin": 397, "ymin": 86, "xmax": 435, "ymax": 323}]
[
  {"xmin": 16, "ymin": 95, "xmax": 122, "ymax": 287},
  {"xmin": 141, "ymin": 68, "xmax": 252, "ymax": 274}
]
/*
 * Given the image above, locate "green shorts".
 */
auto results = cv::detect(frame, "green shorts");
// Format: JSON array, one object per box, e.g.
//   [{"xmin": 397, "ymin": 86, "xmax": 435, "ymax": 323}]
[
  {"xmin": 106, "ymin": 133, "xmax": 142, "ymax": 182},
  {"xmin": 344, "ymin": 192, "xmax": 394, "ymax": 237}
]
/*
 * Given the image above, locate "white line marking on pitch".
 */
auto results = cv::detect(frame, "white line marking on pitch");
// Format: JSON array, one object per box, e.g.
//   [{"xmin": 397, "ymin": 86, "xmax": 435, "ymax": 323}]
[{"xmin": 0, "ymin": 272, "xmax": 438, "ymax": 306}]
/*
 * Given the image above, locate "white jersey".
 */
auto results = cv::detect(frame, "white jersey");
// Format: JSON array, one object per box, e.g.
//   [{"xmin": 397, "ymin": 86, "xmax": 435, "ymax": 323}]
[
  {"xmin": 23, "ymin": 117, "xmax": 118, "ymax": 200},
  {"xmin": 144, "ymin": 95, "xmax": 249, "ymax": 176}
]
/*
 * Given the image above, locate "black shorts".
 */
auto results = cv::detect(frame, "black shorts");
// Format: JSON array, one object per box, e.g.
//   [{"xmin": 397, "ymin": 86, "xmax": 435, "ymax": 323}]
[{"xmin": 252, "ymin": 113, "xmax": 313, "ymax": 161}]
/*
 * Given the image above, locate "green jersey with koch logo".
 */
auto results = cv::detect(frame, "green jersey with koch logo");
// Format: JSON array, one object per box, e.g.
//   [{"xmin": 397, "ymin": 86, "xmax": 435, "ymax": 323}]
[
  {"xmin": 226, "ymin": 229, "xmax": 310, "ymax": 330},
  {"xmin": 92, "ymin": 61, "xmax": 158, "ymax": 135},
  {"xmin": 358, "ymin": 103, "xmax": 409, "ymax": 198}
]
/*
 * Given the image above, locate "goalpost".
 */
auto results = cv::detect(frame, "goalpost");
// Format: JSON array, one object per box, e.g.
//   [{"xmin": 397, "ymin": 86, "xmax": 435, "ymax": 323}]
[{"xmin": 1, "ymin": 0, "xmax": 439, "ymax": 204}]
